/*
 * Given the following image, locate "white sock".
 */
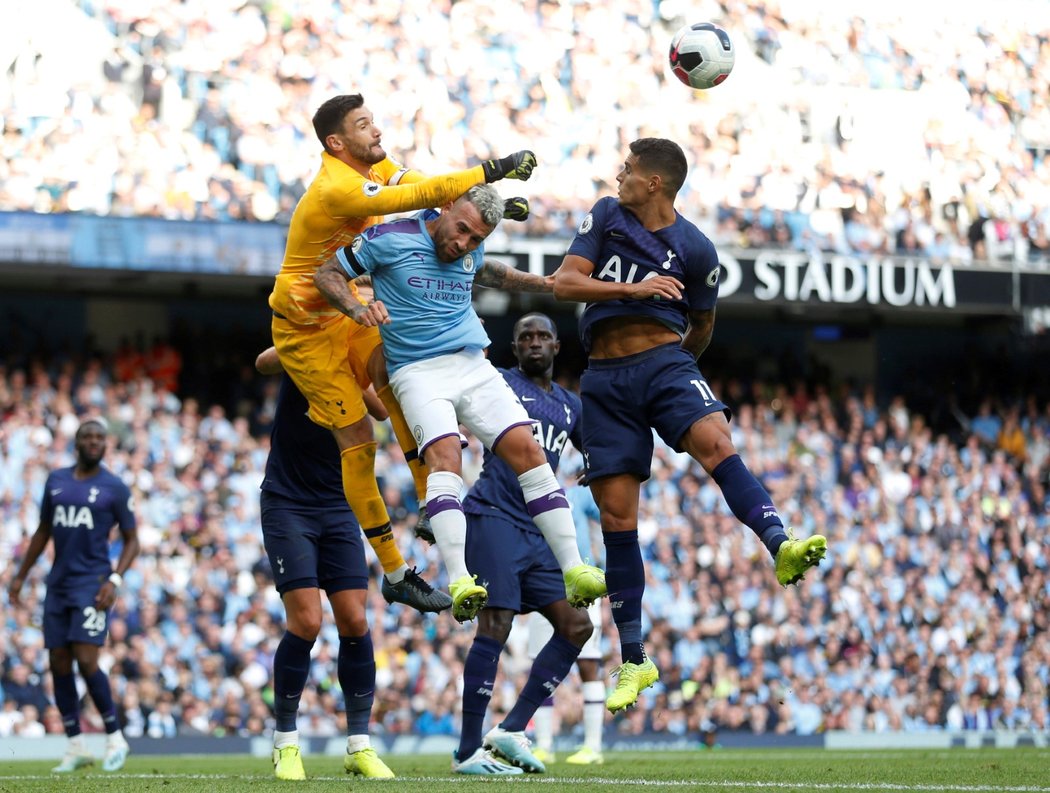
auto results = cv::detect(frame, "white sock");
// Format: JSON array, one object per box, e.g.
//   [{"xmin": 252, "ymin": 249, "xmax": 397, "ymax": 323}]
[
  {"xmin": 385, "ymin": 564, "xmax": 408, "ymax": 584},
  {"xmin": 274, "ymin": 729, "xmax": 298, "ymax": 749},
  {"xmin": 106, "ymin": 730, "xmax": 127, "ymax": 748},
  {"xmin": 518, "ymin": 464, "xmax": 584, "ymax": 572},
  {"xmin": 533, "ymin": 704, "xmax": 554, "ymax": 752},
  {"xmin": 69, "ymin": 735, "xmax": 85, "ymax": 751},
  {"xmin": 426, "ymin": 471, "xmax": 469, "ymax": 581},
  {"xmin": 347, "ymin": 734, "xmax": 370, "ymax": 753},
  {"xmin": 582, "ymin": 680, "xmax": 606, "ymax": 751}
]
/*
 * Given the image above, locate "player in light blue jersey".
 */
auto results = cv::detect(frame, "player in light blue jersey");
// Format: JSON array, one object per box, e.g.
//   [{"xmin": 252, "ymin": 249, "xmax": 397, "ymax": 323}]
[
  {"xmin": 553, "ymin": 138, "xmax": 828, "ymax": 713},
  {"xmin": 7, "ymin": 419, "xmax": 139, "ymax": 773},
  {"xmin": 314, "ymin": 184, "xmax": 606, "ymax": 623}
]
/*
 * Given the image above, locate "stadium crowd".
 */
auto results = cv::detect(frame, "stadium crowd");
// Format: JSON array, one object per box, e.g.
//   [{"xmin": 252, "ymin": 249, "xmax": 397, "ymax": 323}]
[
  {"xmin": 1, "ymin": 345, "xmax": 1048, "ymax": 742},
  {"xmin": 2, "ymin": 0, "xmax": 1050, "ymax": 264}
]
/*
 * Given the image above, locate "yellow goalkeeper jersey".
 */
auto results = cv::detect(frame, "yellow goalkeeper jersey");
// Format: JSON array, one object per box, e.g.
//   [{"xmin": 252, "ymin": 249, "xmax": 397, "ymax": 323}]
[{"xmin": 269, "ymin": 151, "xmax": 486, "ymax": 326}]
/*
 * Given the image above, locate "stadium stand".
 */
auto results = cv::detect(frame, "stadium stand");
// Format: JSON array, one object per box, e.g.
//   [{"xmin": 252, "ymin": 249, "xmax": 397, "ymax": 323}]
[
  {"xmin": 1, "ymin": 0, "xmax": 1049, "ymax": 747},
  {"xmin": 0, "ymin": 1, "xmax": 1048, "ymax": 264},
  {"xmin": 1, "ymin": 349, "xmax": 1047, "ymax": 740}
]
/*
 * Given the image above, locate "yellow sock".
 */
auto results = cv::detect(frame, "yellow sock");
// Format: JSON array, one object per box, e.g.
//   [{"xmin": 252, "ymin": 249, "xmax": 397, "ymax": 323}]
[
  {"xmin": 376, "ymin": 384, "xmax": 429, "ymax": 506},
  {"xmin": 340, "ymin": 442, "xmax": 406, "ymax": 575}
]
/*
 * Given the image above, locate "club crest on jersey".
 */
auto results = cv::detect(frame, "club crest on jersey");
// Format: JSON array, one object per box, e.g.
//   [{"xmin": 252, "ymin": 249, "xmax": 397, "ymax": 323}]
[
  {"xmin": 362, "ymin": 181, "xmax": 381, "ymax": 197},
  {"xmin": 462, "ymin": 253, "xmax": 475, "ymax": 272},
  {"xmin": 578, "ymin": 213, "xmax": 593, "ymax": 235}
]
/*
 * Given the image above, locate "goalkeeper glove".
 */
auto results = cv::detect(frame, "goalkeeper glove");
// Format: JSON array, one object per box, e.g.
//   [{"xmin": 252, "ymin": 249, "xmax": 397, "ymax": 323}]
[
  {"xmin": 503, "ymin": 197, "xmax": 530, "ymax": 222},
  {"xmin": 481, "ymin": 151, "xmax": 537, "ymax": 183}
]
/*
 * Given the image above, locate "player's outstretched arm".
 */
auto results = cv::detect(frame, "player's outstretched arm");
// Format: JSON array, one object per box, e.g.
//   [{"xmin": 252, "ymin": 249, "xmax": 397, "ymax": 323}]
[
  {"xmin": 475, "ymin": 259, "xmax": 552, "ymax": 292},
  {"xmin": 682, "ymin": 307, "xmax": 716, "ymax": 360},
  {"xmin": 315, "ymin": 256, "xmax": 389, "ymax": 326},
  {"xmin": 552, "ymin": 254, "xmax": 684, "ymax": 303},
  {"xmin": 327, "ymin": 153, "xmax": 533, "ymax": 221},
  {"xmin": 7, "ymin": 520, "xmax": 53, "ymax": 607}
]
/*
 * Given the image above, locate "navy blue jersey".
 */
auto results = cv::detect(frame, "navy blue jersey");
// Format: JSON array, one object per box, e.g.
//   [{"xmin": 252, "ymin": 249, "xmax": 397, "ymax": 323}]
[
  {"xmin": 463, "ymin": 367, "xmax": 582, "ymax": 529},
  {"xmin": 40, "ymin": 467, "xmax": 135, "ymax": 589},
  {"xmin": 568, "ymin": 196, "xmax": 721, "ymax": 352},
  {"xmin": 261, "ymin": 375, "xmax": 345, "ymax": 507}
]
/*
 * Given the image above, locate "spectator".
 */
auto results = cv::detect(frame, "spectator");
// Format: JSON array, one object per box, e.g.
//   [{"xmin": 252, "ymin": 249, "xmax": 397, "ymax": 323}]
[{"xmin": 1, "ymin": 1, "xmax": 1047, "ymax": 264}]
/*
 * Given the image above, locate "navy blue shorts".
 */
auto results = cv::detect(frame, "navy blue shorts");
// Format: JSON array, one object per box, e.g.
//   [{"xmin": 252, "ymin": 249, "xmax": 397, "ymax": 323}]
[
  {"xmin": 44, "ymin": 585, "xmax": 109, "ymax": 648},
  {"xmin": 465, "ymin": 510, "xmax": 565, "ymax": 613},
  {"xmin": 260, "ymin": 491, "xmax": 368, "ymax": 594},
  {"xmin": 580, "ymin": 343, "xmax": 730, "ymax": 481}
]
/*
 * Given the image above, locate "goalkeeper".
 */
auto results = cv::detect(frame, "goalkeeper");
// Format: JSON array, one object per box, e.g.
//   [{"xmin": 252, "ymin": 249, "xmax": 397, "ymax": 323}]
[{"xmin": 269, "ymin": 93, "xmax": 535, "ymax": 613}]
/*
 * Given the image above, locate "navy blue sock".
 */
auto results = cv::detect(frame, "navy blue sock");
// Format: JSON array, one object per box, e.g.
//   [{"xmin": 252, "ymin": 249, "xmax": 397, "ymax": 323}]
[
  {"xmin": 458, "ymin": 634, "xmax": 501, "ymax": 760},
  {"xmin": 338, "ymin": 632, "xmax": 375, "ymax": 738},
  {"xmin": 604, "ymin": 530, "xmax": 646, "ymax": 665},
  {"xmin": 502, "ymin": 634, "xmax": 580, "ymax": 732},
  {"xmin": 273, "ymin": 631, "xmax": 315, "ymax": 732},
  {"xmin": 84, "ymin": 670, "xmax": 119, "ymax": 735},
  {"xmin": 53, "ymin": 672, "xmax": 81, "ymax": 738},
  {"xmin": 711, "ymin": 454, "xmax": 788, "ymax": 558}
]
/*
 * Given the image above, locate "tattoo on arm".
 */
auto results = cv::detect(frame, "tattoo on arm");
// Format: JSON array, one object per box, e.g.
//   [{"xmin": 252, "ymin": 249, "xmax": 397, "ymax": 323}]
[
  {"xmin": 682, "ymin": 308, "xmax": 715, "ymax": 360},
  {"xmin": 315, "ymin": 258, "xmax": 367, "ymax": 320},
  {"xmin": 475, "ymin": 259, "xmax": 552, "ymax": 293}
]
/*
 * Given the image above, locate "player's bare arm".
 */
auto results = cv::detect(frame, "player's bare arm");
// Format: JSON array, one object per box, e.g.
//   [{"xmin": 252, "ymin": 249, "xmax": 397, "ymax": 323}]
[
  {"xmin": 552, "ymin": 254, "xmax": 683, "ymax": 302},
  {"xmin": 475, "ymin": 259, "xmax": 553, "ymax": 292},
  {"xmin": 7, "ymin": 520, "xmax": 53, "ymax": 607},
  {"xmin": 315, "ymin": 257, "xmax": 390, "ymax": 326},
  {"xmin": 255, "ymin": 346, "xmax": 283, "ymax": 375},
  {"xmin": 682, "ymin": 307, "xmax": 715, "ymax": 360},
  {"xmin": 326, "ymin": 152, "xmax": 535, "ymax": 219},
  {"xmin": 96, "ymin": 524, "xmax": 140, "ymax": 610}
]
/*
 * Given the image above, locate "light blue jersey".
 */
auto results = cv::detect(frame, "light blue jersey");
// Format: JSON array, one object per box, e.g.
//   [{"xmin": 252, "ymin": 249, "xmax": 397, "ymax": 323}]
[{"xmin": 335, "ymin": 210, "xmax": 490, "ymax": 373}]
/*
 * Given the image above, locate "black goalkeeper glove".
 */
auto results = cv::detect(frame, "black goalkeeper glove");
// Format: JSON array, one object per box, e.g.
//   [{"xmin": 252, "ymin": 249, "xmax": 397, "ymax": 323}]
[
  {"xmin": 481, "ymin": 150, "xmax": 537, "ymax": 183},
  {"xmin": 503, "ymin": 197, "xmax": 530, "ymax": 222}
]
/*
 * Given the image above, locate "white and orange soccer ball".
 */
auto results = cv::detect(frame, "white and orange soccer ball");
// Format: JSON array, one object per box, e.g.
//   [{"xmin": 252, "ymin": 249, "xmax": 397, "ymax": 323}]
[{"xmin": 668, "ymin": 23, "xmax": 735, "ymax": 90}]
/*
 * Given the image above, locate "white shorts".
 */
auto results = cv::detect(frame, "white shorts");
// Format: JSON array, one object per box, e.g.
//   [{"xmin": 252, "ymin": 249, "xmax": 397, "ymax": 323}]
[
  {"xmin": 390, "ymin": 349, "xmax": 533, "ymax": 456},
  {"xmin": 526, "ymin": 602, "xmax": 602, "ymax": 661}
]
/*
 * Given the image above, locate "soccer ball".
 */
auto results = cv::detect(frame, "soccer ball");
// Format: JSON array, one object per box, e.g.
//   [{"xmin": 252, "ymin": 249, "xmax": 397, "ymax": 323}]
[{"xmin": 669, "ymin": 23, "xmax": 735, "ymax": 90}]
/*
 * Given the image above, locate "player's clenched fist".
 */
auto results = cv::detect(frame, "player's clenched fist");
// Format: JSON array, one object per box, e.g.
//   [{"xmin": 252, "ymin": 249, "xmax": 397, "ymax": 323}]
[
  {"xmin": 482, "ymin": 151, "xmax": 537, "ymax": 183},
  {"xmin": 503, "ymin": 197, "xmax": 530, "ymax": 222},
  {"xmin": 347, "ymin": 300, "xmax": 390, "ymax": 327}
]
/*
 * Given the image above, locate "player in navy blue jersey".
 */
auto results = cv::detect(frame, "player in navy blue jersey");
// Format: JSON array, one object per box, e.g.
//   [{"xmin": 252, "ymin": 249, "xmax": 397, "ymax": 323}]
[
  {"xmin": 256, "ymin": 347, "xmax": 448, "ymax": 779},
  {"xmin": 254, "ymin": 343, "xmax": 451, "ymax": 616},
  {"xmin": 7, "ymin": 419, "xmax": 139, "ymax": 773},
  {"xmin": 553, "ymin": 138, "xmax": 828, "ymax": 712},
  {"xmin": 451, "ymin": 313, "xmax": 594, "ymax": 776}
]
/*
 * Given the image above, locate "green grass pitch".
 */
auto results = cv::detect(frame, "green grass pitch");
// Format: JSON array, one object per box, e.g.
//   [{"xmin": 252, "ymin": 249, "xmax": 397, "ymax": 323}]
[{"xmin": 0, "ymin": 748, "xmax": 1047, "ymax": 792}]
